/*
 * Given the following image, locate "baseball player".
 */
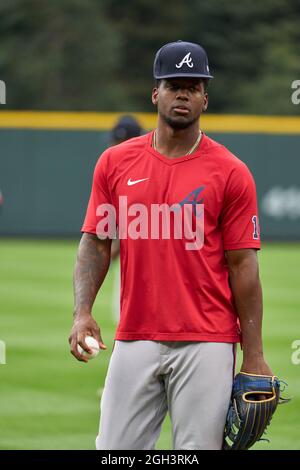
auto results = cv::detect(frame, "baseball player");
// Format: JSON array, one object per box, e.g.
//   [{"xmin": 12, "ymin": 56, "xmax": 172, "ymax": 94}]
[{"xmin": 69, "ymin": 40, "xmax": 273, "ymax": 450}]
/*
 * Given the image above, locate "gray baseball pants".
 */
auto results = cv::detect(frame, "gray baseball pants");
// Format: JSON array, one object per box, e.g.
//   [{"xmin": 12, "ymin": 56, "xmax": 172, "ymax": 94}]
[{"xmin": 96, "ymin": 340, "xmax": 235, "ymax": 450}]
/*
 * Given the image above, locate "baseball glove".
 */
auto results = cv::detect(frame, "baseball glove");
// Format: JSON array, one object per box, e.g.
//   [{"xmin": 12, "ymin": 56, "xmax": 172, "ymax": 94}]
[{"xmin": 223, "ymin": 372, "xmax": 290, "ymax": 450}]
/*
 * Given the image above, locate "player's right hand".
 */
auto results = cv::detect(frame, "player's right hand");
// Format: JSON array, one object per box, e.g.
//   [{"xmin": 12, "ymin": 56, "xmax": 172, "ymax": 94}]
[{"xmin": 68, "ymin": 314, "xmax": 107, "ymax": 362}]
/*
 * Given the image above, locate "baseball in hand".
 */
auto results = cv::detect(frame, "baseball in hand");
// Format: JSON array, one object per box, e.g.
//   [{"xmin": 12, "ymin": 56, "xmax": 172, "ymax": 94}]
[{"xmin": 77, "ymin": 336, "xmax": 100, "ymax": 359}]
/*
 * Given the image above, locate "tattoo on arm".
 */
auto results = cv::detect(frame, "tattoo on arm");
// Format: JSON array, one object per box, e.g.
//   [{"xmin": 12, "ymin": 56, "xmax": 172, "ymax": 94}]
[{"xmin": 73, "ymin": 233, "xmax": 111, "ymax": 317}]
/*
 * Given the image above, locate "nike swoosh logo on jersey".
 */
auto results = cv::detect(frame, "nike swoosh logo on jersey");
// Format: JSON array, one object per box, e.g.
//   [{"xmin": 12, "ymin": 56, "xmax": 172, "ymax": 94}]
[{"xmin": 127, "ymin": 178, "xmax": 149, "ymax": 186}]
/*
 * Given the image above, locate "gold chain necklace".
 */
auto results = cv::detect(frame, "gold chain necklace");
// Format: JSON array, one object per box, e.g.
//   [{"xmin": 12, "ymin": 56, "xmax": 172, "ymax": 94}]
[{"xmin": 152, "ymin": 130, "xmax": 202, "ymax": 156}]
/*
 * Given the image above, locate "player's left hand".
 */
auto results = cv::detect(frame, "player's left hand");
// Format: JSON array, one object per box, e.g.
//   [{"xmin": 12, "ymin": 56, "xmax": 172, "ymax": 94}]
[
  {"xmin": 240, "ymin": 356, "xmax": 273, "ymax": 376},
  {"xmin": 240, "ymin": 356, "xmax": 273, "ymax": 399}
]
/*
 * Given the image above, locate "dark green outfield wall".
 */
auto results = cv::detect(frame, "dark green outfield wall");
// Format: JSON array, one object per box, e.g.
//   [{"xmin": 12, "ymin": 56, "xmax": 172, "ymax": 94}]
[
  {"xmin": 0, "ymin": 130, "xmax": 109, "ymax": 237},
  {"xmin": 0, "ymin": 129, "xmax": 299, "ymax": 239},
  {"xmin": 210, "ymin": 133, "xmax": 300, "ymax": 240}
]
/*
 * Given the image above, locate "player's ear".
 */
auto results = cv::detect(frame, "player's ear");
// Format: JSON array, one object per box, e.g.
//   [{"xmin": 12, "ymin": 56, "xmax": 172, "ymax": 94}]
[
  {"xmin": 152, "ymin": 87, "xmax": 159, "ymax": 106},
  {"xmin": 202, "ymin": 93, "xmax": 208, "ymax": 112}
]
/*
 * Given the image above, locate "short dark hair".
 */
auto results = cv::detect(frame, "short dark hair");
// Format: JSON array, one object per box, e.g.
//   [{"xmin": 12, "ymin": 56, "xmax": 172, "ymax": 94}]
[{"xmin": 154, "ymin": 78, "xmax": 209, "ymax": 92}]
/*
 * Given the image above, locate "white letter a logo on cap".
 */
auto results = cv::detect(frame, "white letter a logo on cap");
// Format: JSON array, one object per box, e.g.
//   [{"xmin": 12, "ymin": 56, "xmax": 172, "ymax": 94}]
[{"xmin": 176, "ymin": 52, "xmax": 194, "ymax": 69}]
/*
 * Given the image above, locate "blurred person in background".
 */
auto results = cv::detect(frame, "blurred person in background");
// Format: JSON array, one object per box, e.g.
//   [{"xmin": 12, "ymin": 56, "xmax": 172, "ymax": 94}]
[
  {"xmin": 109, "ymin": 115, "xmax": 144, "ymax": 322},
  {"xmin": 0, "ymin": 188, "xmax": 3, "ymax": 211}
]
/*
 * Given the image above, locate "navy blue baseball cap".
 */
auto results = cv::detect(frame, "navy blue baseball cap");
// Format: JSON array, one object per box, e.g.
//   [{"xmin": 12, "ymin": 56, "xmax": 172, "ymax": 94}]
[{"xmin": 153, "ymin": 40, "xmax": 213, "ymax": 80}]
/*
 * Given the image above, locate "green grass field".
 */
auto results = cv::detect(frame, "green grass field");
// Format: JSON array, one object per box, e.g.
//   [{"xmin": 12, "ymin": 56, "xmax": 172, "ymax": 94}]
[{"xmin": 0, "ymin": 239, "xmax": 299, "ymax": 450}]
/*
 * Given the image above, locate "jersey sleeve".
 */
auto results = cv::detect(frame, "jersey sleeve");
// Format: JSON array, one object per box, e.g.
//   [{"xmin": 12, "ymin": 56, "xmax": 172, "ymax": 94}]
[
  {"xmin": 81, "ymin": 150, "xmax": 113, "ymax": 235},
  {"xmin": 220, "ymin": 161, "xmax": 261, "ymax": 250}
]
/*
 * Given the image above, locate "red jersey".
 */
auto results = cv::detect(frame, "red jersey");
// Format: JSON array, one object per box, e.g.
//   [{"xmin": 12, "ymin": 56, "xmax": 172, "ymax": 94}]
[{"xmin": 82, "ymin": 132, "xmax": 260, "ymax": 343}]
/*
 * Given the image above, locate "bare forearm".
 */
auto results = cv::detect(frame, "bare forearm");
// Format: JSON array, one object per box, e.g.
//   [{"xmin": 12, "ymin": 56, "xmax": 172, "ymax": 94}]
[
  {"xmin": 227, "ymin": 249, "xmax": 273, "ymax": 375},
  {"xmin": 73, "ymin": 233, "xmax": 111, "ymax": 318},
  {"xmin": 229, "ymin": 265, "xmax": 263, "ymax": 357},
  {"xmin": 227, "ymin": 250, "xmax": 264, "ymax": 358}
]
